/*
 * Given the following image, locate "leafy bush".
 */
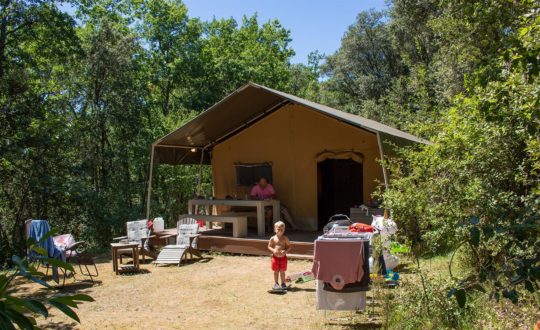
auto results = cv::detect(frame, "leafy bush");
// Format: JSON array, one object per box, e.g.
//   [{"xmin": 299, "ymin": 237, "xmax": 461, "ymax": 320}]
[
  {"xmin": 387, "ymin": 254, "xmax": 539, "ymax": 330},
  {"xmin": 0, "ymin": 229, "xmax": 94, "ymax": 329},
  {"xmin": 389, "ymin": 274, "xmax": 478, "ymax": 330},
  {"xmin": 382, "ymin": 5, "xmax": 540, "ymax": 308}
]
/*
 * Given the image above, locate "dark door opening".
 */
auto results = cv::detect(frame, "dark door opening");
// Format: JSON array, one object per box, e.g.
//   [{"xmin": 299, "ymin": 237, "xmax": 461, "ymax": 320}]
[{"xmin": 317, "ymin": 158, "xmax": 363, "ymax": 229}]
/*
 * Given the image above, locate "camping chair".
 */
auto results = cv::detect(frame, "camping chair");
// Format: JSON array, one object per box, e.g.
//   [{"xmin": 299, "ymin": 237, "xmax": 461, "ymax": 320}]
[
  {"xmin": 154, "ymin": 220, "xmax": 201, "ymax": 266},
  {"xmin": 53, "ymin": 234, "xmax": 99, "ymax": 285},
  {"xmin": 26, "ymin": 220, "xmax": 98, "ymax": 286},
  {"xmin": 26, "ymin": 220, "xmax": 63, "ymax": 283},
  {"xmin": 178, "ymin": 216, "xmax": 198, "ymax": 225},
  {"xmin": 112, "ymin": 219, "xmax": 156, "ymax": 262}
]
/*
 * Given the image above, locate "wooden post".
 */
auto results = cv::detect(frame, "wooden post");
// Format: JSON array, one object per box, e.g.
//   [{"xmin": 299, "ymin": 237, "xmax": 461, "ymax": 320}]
[
  {"xmin": 376, "ymin": 132, "xmax": 389, "ymax": 190},
  {"xmin": 146, "ymin": 144, "xmax": 155, "ymax": 220},
  {"xmin": 195, "ymin": 148, "xmax": 205, "ymax": 196}
]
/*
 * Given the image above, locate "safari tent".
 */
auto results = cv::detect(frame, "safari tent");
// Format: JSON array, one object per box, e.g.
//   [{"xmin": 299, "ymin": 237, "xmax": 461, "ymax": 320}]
[{"xmin": 148, "ymin": 82, "xmax": 428, "ymax": 231}]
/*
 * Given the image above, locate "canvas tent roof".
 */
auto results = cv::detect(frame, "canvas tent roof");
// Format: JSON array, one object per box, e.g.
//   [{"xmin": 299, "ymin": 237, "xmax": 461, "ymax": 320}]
[{"xmin": 153, "ymin": 82, "xmax": 430, "ymax": 165}]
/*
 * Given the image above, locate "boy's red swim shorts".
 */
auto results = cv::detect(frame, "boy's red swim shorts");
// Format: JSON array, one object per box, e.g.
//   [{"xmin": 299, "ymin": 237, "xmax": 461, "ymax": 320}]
[{"xmin": 271, "ymin": 255, "xmax": 288, "ymax": 271}]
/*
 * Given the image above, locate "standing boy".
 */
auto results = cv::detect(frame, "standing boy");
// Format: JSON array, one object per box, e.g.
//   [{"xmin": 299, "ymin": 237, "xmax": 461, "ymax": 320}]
[{"xmin": 268, "ymin": 221, "xmax": 290, "ymax": 290}]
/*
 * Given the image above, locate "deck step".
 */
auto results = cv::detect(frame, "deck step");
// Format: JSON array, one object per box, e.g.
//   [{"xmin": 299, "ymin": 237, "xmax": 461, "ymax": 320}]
[
  {"xmin": 287, "ymin": 253, "xmax": 313, "ymax": 260},
  {"xmin": 198, "ymin": 235, "xmax": 314, "ymax": 257}
]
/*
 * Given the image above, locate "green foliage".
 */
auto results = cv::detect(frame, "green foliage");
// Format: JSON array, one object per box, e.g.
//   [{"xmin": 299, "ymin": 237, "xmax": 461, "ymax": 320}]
[
  {"xmin": 2, "ymin": 0, "xmax": 539, "ymax": 325},
  {"xmin": 383, "ymin": 1, "xmax": 540, "ymax": 309},
  {"xmin": 0, "ymin": 0, "xmax": 296, "ymax": 262},
  {"xmin": 389, "ymin": 274, "xmax": 478, "ymax": 329},
  {"xmin": 0, "ymin": 0, "xmax": 83, "ymax": 258},
  {"xmin": 201, "ymin": 14, "xmax": 294, "ymax": 101},
  {"xmin": 320, "ymin": 0, "xmax": 536, "ymax": 137},
  {"xmin": 322, "ymin": 9, "xmax": 407, "ymax": 118},
  {"xmin": 287, "ymin": 51, "xmax": 323, "ymax": 100},
  {"xmin": 0, "ymin": 232, "xmax": 93, "ymax": 328},
  {"xmin": 387, "ymin": 253, "xmax": 539, "ymax": 330},
  {"xmin": 135, "ymin": 0, "xmax": 205, "ymax": 115}
]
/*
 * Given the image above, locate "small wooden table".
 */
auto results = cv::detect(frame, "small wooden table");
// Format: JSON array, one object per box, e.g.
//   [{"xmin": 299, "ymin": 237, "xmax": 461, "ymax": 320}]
[
  {"xmin": 153, "ymin": 229, "xmax": 178, "ymax": 245},
  {"xmin": 111, "ymin": 242, "xmax": 139, "ymax": 275}
]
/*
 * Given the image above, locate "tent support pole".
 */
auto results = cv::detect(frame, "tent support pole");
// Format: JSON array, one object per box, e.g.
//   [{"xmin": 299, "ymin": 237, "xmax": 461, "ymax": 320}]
[
  {"xmin": 146, "ymin": 144, "xmax": 155, "ymax": 220},
  {"xmin": 195, "ymin": 148, "xmax": 205, "ymax": 196},
  {"xmin": 376, "ymin": 132, "xmax": 389, "ymax": 189}
]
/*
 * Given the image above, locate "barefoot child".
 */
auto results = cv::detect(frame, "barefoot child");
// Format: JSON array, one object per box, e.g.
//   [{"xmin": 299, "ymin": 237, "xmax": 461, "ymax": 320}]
[{"xmin": 268, "ymin": 221, "xmax": 291, "ymax": 290}]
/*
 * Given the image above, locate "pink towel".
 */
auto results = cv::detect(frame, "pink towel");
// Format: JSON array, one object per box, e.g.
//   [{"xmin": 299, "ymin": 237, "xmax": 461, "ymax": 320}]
[
  {"xmin": 311, "ymin": 240, "xmax": 365, "ymax": 290},
  {"xmin": 53, "ymin": 234, "xmax": 75, "ymax": 250}
]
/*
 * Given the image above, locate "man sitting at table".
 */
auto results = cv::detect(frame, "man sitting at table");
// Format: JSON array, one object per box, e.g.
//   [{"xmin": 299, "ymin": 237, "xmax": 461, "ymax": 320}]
[
  {"xmin": 250, "ymin": 177, "xmax": 275, "ymax": 200},
  {"xmin": 250, "ymin": 177, "xmax": 275, "ymax": 232},
  {"xmin": 250, "ymin": 177, "xmax": 298, "ymax": 232}
]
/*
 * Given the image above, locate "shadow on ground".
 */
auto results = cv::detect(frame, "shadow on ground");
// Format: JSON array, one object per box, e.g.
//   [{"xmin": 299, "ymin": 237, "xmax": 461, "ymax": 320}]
[
  {"xmin": 117, "ymin": 268, "xmax": 152, "ymax": 276},
  {"xmin": 287, "ymin": 286, "xmax": 316, "ymax": 293},
  {"xmin": 325, "ymin": 322, "xmax": 382, "ymax": 329},
  {"xmin": 41, "ymin": 320, "xmax": 78, "ymax": 329},
  {"xmin": 392, "ymin": 261, "xmax": 417, "ymax": 274},
  {"xmin": 59, "ymin": 281, "xmax": 102, "ymax": 292},
  {"xmin": 151, "ymin": 256, "xmax": 214, "ymax": 267}
]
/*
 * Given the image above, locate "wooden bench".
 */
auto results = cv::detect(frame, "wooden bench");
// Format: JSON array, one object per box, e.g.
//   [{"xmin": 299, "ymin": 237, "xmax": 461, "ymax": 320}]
[
  {"xmin": 220, "ymin": 211, "xmax": 258, "ymax": 228},
  {"xmin": 220, "ymin": 211, "xmax": 257, "ymax": 218},
  {"xmin": 192, "ymin": 214, "xmax": 248, "ymax": 238}
]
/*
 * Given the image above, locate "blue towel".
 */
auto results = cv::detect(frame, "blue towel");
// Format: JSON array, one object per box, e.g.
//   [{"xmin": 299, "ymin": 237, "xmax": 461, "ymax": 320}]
[{"xmin": 28, "ymin": 220, "xmax": 64, "ymax": 283}]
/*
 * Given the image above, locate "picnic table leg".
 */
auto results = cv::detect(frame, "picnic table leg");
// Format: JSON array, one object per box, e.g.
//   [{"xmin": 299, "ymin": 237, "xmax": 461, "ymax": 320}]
[
  {"xmin": 204, "ymin": 205, "xmax": 213, "ymax": 229},
  {"xmin": 188, "ymin": 200, "xmax": 193, "ymax": 214},
  {"xmin": 257, "ymin": 204, "xmax": 265, "ymax": 237},
  {"xmin": 111, "ymin": 247, "xmax": 114, "ymax": 273},
  {"xmin": 133, "ymin": 247, "xmax": 139, "ymax": 271},
  {"xmin": 112, "ymin": 247, "xmax": 118, "ymax": 275},
  {"xmin": 272, "ymin": 201, "xmax": 280, "ymax": 226}
]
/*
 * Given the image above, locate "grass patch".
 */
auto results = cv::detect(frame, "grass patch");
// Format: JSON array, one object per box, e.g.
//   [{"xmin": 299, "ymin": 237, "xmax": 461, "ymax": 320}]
[
  {"xmin": 13, "ymin": 252, "xmax": 539, "ymax": 329},
  {"xmin": 387, "ymin": 253, "xmax": 539, "ymax": 330}
]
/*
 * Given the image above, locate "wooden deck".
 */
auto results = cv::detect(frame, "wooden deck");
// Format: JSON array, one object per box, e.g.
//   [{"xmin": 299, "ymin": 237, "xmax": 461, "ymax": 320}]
[{"xmin": 197, "ymin": 227, "xmax": 319, "ymax": 259}]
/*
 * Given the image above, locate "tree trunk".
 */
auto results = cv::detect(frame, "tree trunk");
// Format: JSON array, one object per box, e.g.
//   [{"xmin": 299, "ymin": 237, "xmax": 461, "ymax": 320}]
[
  {"xmin": 0, "ymin": 0, "xmax": 12, "ymax": 78},
  {"xmin": 162, "ymin": 80, "xmax": 171, "ymax": 116},
  {"xmin": 11, "ymin": 186, "xmax": 29, "ymax": 257}
]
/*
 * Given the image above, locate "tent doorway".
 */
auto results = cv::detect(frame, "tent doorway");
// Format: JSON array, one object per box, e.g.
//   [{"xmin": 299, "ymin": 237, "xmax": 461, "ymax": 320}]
[{"xmin": 317, "ymin": 158, "xmax": 363, "ymax": 229}]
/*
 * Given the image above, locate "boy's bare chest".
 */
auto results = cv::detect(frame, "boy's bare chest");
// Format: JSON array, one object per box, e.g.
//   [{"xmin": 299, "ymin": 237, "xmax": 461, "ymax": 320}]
[{"xmin": 272, "ymin": 237, "xmax": 286, "ymax": 246}]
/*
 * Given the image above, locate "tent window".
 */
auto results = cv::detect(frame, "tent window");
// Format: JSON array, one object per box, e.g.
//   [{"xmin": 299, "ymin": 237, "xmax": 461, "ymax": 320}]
[{"xmin": 235, "ymin": 163, "xmax": 273, "ymax": 186}]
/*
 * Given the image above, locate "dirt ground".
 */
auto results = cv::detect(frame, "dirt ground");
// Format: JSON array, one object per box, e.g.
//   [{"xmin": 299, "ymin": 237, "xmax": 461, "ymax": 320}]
[{"xmin": 16, "ymin": 253, "xmax": 384, "ymax": 330}]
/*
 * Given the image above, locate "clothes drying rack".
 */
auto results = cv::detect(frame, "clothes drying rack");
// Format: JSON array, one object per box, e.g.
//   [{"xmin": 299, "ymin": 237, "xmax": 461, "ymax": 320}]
[{"xmin": 314, "ymin": 235, "xmax": 381, "ymax": 322}]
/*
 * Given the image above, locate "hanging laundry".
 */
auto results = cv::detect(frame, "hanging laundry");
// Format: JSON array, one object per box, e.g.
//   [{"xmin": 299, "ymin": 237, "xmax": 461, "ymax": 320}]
[
  {"xmin": 312, "ymin": 240, "xmax": 365, "ymax": 290},
  {"xmin": 316, "ymin": 280, "xmax": 367, "ymax": 311}
]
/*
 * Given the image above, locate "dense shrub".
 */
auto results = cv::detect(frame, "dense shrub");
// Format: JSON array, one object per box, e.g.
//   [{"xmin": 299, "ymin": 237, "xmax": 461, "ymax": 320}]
[{"xmin": 383, "ymin": 6, "xmax": 540, "ymax": 307}]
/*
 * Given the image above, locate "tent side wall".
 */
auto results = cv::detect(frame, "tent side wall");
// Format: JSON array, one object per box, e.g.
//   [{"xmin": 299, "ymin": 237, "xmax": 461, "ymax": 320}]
[{"xmin": 211, "ymin": 104, "xmax": 383, "ymax": 231}]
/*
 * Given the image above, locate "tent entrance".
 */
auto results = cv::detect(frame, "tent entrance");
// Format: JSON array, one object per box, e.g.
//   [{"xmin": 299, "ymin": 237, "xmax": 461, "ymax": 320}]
[{"xmin": 317, "ymin": 158, "xmax": 363, "ymax": 229}]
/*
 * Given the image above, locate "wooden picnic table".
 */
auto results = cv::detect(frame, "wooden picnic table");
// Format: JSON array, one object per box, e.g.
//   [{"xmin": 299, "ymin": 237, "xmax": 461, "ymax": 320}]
[{"xmin": 187, "ymin": 198, "xmax": 280, "ymax": 237}]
